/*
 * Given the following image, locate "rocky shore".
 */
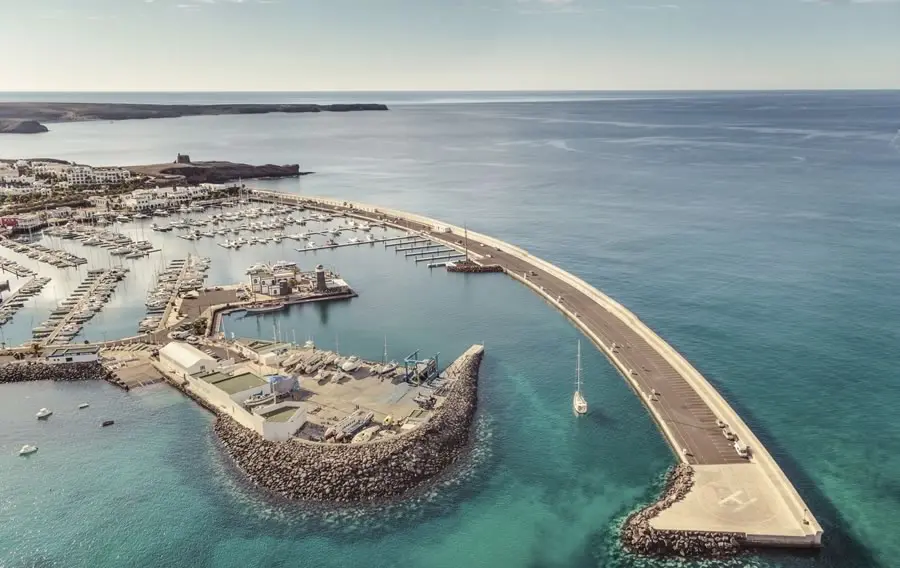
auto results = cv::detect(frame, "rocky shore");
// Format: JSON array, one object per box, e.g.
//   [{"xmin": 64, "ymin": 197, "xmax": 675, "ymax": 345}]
[
  {"xmin": 0, "ymin": 361, "xmax": 123, "ymax": 387},
  {"xmin": 212, "ymin": 346, "xmax": 484, "ymax": 504},
  {"xmin": 621, "ymin": 464, "xmax": 743, "ymax": 558},
  {"xmin": 0, "ymin": 119, "xmax": 48, "ymax": 134}
]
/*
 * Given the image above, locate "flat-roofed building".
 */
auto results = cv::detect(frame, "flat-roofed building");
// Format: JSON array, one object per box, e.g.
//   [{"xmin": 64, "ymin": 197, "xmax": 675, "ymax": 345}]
[
  {"xmin": 159, "ymin": 341, "xmax": 217, "ymax": 378},
  {"xmin": 45, "ymin": 345, "xmax": 101, "ymax": 364}
]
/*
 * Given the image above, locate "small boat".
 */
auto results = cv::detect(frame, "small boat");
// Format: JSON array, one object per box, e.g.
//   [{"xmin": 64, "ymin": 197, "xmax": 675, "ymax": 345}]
[
  {"xmin": 79, "ymin": 403, "xmax": 90, "ymax": 409},
  {"xmin": 101, "ymin": 420, "xmax": 115, "ymax": 427},
  {"xmin": 36, "ymin": 408, "xmax": 53, "ymax": 420},
  {"xmin": 244, "ymin": 303, "xmax": 286, "ymax": 315},
  {"xmin": 573, "ymin": 341, "xmax": 588, "ymax": 416},
  {"xmin": 341, "ymin": 355, "xmax": 361, "ymax": 373},
  {"xmin": 19, "ymin": 445, "xmax": 38, "ymax": 456}
]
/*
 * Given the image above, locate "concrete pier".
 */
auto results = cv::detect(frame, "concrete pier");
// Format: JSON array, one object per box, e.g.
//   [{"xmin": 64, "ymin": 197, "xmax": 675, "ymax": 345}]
[{"xmin": 251, "ymin": 189, "xmax": 823, "ymax": 551}]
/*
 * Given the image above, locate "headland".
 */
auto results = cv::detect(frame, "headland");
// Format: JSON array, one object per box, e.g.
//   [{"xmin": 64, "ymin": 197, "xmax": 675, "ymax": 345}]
[{"xmin": 0, "ymin": 102, "xmax": 389, "ymax": 133}]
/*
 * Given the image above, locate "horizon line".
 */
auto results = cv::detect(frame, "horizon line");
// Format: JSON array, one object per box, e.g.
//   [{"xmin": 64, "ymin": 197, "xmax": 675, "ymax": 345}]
[{"xmin": 1, "ymin": 88, "xmax": 900, "ymax": 94}]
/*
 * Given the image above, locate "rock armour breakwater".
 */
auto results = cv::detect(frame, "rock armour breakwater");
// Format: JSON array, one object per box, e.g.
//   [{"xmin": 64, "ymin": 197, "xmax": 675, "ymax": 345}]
[
  {"xmin": 0, "ymin": 361, "xmax": 121, "ymax": 386},
  {"xmin": 213, "ymin": 346, "xmax": 483, "ymax": 504},
  {"xmin": 621, "ymin": 465, "xmax": 743, "ymax": 558}
]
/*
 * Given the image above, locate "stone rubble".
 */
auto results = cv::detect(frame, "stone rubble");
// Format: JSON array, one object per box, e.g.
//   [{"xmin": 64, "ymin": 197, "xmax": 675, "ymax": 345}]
[
  {"xmin": 210, "ymin": 347, "xmax": 484, "ymax": 504},
  {"xmin": 620, "ymin": 464, "xmax": 743, "ymax": 558},
  {"xmin": 0, "ymin": 360, "xmax": 124, "ymax": 388}
]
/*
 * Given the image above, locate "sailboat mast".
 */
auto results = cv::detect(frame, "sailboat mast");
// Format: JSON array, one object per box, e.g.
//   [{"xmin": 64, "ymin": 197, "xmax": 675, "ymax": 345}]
[
  {"xmin": 464, "ymin": 224, "xmax": 469, "ymax": 262},
  {"xmin": 576, "ymin": 340, "xmax": 582, "ymax": 391}
]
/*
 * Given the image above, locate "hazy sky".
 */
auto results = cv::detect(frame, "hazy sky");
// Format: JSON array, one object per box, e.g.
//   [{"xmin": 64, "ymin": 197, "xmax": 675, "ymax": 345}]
[{"xmin": 2, "ymin": 0, "xmax": 899, "ymax": 91}]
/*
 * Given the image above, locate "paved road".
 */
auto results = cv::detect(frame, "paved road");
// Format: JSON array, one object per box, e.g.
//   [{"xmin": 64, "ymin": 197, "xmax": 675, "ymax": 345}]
[{"xmin": 256, "ymin": 193, "xmax": 746, "ymax": 466}]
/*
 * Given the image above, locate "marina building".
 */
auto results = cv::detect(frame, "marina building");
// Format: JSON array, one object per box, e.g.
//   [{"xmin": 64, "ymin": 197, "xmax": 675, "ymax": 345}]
[
  {"xmin": 159, "ymin": 341, "xmax": 218, "ymax": 378},
  {"xmin": 123, "ymin": 185, "xmax": 209, "ymax": 211},
  {"xmin": 45, "ymin": 345, "xmax": 101, "ymax": 364}
]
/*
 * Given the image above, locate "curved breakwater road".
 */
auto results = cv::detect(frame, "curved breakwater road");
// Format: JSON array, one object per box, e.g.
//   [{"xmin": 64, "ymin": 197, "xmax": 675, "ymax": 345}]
[{"xmin": 250, "ymin": 189, "xmax": 823, "ymax": 555}]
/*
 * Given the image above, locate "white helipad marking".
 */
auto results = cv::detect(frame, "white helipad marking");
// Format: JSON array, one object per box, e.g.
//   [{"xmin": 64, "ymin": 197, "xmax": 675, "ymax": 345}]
[{"xmin": 718, "ymin": 490, "xmax": 758, "ymax": 511}]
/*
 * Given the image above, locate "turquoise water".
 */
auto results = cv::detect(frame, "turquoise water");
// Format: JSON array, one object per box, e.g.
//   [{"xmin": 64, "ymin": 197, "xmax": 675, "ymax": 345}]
[{"xmin": 1, "ymin": 91, "xmax": 899, "ymax": 567}]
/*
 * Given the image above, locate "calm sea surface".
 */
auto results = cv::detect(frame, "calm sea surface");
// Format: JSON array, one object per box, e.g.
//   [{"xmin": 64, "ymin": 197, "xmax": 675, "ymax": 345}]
[{"xmin": 1, "ymin": 91, "xmax": 898, "ymax": 568}]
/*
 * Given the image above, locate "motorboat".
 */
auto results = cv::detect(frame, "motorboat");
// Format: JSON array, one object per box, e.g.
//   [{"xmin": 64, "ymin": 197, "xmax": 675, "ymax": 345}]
[
  {"xmin": 79, "ymin": 403, "xmax": 90, "ymax": 409},
  {"xmin": 19, "ymin": 445, "xmax": 38, "ymax": 456},
  {"xmin": 36, "ymin": 408, "xmax": 53, "ymax": 420},
  {"xmin": 366, "ymin": 234, "xmax": 375, "ymax": 243},
  {"xmin": 133, "ymin": 212, "xmax": 150, "ymax": 220},
  {"xmin": 573, "ymin": 341, "xmax": 588, "ymax": 416},
  {"xmin": 348, "ymin": 237, "xmax": 360, "ymax": 244},
  {"xmin": 306, "ymin": 242, "xmax": 317, "ymax": 249},
  {"xmin": 341, "ymin": 356, "xmax": 361, "ymax": 373}
]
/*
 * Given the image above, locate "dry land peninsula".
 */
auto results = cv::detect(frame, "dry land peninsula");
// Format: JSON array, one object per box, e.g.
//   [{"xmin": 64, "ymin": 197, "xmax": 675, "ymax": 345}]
[{"xmin": 0, "ymin": 102, "xmax": 389, "ymax": 133}]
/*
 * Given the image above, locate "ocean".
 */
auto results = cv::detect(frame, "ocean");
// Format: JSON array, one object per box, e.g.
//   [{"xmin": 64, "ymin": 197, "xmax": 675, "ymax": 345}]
[{"xmin": 0, "ymin": 91, "xmax": 898, "ymax": 568}]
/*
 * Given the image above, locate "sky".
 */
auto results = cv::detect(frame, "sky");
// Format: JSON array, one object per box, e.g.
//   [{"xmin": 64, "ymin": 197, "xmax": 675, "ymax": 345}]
[{"xmin": 1, "ymin": 0, "xmax": 899, "ymax": 91}]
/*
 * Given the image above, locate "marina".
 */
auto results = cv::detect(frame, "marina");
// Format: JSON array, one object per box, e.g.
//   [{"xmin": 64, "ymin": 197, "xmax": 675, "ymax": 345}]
[
  {"xmin": 33, "ymin": 268, "xmax": 129, "ymax": 345},
  {"xmin": 0, "ymin": 238, "xmax": 87, "ymax": 268},
  {"xmin": 0, "ymin": 276, "xmax": 51, "ymax": 328}
]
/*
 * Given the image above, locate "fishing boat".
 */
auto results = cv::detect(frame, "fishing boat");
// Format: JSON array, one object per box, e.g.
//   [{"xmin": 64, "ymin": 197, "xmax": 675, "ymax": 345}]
[
  {"xmin": 573, "ymin": 341, "xmax": 588, "ymax": 416},
  {"xmin": 244, "ymin": 302, "xmax": 286, "ymax": 315}
]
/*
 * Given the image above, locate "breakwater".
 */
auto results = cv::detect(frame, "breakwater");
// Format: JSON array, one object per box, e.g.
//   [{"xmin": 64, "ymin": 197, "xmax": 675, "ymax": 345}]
[
  {"xmin": 248, "ymin": 190, "xmax": 823, "ymax": 551},
  {"xmin": 0, "ymin": 360, "xmax": 123, "ymax": 388},
  {"xmin": 621, "ymin": 465, "xmax": 742, "ymax": 558},
  {"xmin": 213, "ymin": 345, "xmax": 483, "ymax": 504}
]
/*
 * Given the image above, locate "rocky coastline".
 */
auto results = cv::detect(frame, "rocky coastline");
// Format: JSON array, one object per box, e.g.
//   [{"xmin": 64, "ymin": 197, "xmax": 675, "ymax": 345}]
[
  {"xmin": 620, "ymin": 464, "xmax": 743, "ymax": 558},
  {"xmin": 0, "ymin": 360, "xmax": 125, "ymax": 388},
  {"xmin": 211, "ymin": 347, "xmax": 483, "ymax": 504},
  {"xmin": 127, "ymin": 161, "xmax": 307, "ymax": 184},
  {"xmin": 0, "ymin": 119, "xmax": 48, "ymax": 134},
  {"xmin": 0, "ymin": 102, "xmax": 389, "ymax": 133}
]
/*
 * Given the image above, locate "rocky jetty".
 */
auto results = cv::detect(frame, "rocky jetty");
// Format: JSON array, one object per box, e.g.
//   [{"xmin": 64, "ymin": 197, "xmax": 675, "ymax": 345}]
[
  {"xmin": 446, "ymin": 261, "xmax": 504, "ymax": 273},
  {"xmin": 128, "ymin": 161, "xmax": 306, "ymax": 184},
  {"xmin": 213, "ymin": 346, "xmax": 484, "ymax": 504},
  {"xmin": 621, "ymin": 464, "xmax": 743, "ymax": 558},
  {"xmin": 0, "ymin": 119, "xmax": 48, "ymax": 134},
  {"xmin": 0, "ymin": 361, "xmax": 121, "ymax": 387}
]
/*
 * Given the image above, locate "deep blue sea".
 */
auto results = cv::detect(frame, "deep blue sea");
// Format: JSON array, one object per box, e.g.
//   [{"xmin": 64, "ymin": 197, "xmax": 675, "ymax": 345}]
[{"xmin": 1, "ymin": 91, "xmax": 898, "ymax": 568}]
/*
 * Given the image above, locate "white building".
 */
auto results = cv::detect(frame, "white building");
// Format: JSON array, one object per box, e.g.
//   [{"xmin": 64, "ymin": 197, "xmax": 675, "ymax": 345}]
[
  {"xmin": 123, "ymin": 186, "xmax": 209, "ymax": 211},
  {"xmin": 159, "ymin": 341, "xmax": 218, "ymax": 378},
  {"xmin": 65, "ymin": 166, "xmax": 131, "ymax": 186},
  {"xmin": 46, "ymin": 346, "xmax": 101, "ymax": 364}
]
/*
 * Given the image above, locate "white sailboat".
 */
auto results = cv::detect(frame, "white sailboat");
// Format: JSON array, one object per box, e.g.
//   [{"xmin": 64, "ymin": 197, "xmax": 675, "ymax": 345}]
[{"xmin": 573, "ymin": 341, "xmax": 588, "ymax": 415}]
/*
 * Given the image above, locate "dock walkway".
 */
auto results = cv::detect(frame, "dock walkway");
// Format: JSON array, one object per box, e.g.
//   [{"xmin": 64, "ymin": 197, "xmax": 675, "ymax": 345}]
[{"xmin": 251, "ymin": 189, "xmax": 823, "ymax": 550}]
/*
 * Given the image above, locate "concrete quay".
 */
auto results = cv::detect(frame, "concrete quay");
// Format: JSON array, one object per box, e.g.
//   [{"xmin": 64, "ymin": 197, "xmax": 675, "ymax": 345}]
[{"xmin": 251, "ymin": 189, "xmax": 823, "ymax": 551}]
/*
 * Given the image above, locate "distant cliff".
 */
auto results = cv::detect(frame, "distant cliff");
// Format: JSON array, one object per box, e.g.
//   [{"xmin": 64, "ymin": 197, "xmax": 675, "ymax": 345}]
[
  {"xmin": 128, "ymin": 161, "xmax": 308, "ymax": 184},
  {"xmin": 0, "ymin": 102, "xmax": 389, "ymax": 127},
  {"xmin": 0, "ymin": 119, "xmax": 48, "ymax": 134}
]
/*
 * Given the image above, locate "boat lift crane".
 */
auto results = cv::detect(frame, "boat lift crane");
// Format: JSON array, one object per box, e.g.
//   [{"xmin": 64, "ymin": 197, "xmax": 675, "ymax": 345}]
[{"xmin": 402, "ymin": 349, "xmax": 440, "ymax": 386}]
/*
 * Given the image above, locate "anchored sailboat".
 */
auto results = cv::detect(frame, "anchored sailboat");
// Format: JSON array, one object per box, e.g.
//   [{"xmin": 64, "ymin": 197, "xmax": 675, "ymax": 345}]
[{"xmin": 573, "ymin": 340, "xmax": 588, "ymax": 415}]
